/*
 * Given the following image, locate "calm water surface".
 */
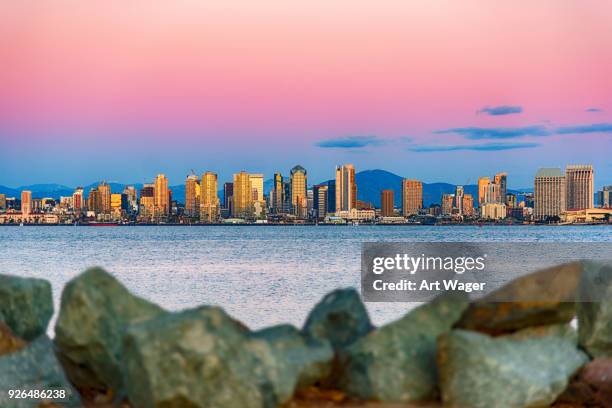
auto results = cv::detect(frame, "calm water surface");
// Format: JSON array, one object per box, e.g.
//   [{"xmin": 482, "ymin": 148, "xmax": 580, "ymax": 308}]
[{"xmin": 0, "ymin": 225, "xmax": 610, "ymax": 332}]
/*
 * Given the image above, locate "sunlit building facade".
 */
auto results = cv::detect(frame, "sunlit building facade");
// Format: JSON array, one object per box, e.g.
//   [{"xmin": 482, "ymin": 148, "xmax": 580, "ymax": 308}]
[
  {"xmin": 200, "ymin": 172, "xmax": 219, "ymax": 222},
  {"xmin": 534, "ymin": 168, "xmax": 566, "ymax": 220},
  {"xmin": 335, "ymin": 164, "xmax": 356, "ymax": 212},
  {"xmin": 402, "ymin": 179, "xmax": 422, "ymax": 216}
]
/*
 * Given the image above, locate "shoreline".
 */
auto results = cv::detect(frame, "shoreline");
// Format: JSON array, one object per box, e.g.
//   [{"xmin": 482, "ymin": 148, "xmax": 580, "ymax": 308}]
[{"xmin": 0, "ymin": 222, "xmax": 609, "ymax": 227}]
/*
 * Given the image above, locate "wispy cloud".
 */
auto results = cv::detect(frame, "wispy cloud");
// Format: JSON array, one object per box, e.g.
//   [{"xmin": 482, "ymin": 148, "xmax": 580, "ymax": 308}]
[
  {"xmin": 315, "ymin": 135, "xmax": 384, "ymax": 148},
  {"xmin": 555, "ymin": 123, "xmax": 612, "ymax": 135},
  {"xmin": 477, "ymin": 105, "xmax": 523, "ymax": 116},
  {"xmin": 408, "ymin": 142, "xmax": 539, "ymax": 153},
  {"xmin": 436, "ymin": 126, "xmax": 550, "ymax": 140},
  {"xmin": 585, "ymin": 107, "xmax": 603, "ymax": 113}
]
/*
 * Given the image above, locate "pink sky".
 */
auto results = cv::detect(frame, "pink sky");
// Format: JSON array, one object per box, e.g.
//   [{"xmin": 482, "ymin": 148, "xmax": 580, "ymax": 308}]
[{"xmin": 0, "ymin": 1, "xmax": 611, "ymax": 186}]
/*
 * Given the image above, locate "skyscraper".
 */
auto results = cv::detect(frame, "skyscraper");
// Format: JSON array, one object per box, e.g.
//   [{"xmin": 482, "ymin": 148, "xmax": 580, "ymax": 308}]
[
  {"xmin": 381, "ymin": 189, "xmax": 394, "ymax": 217},
  {"xmin": 462, "ymin": 194, "xmax": 475, "ymax": 217},
  {"xmin": 139, "ymin": 184, "xmax": 155, "ymax": 217},
  {"xmin": 185, "ymin": 174, "xmax": 200, "ymax": 217},
  {"xmin": 98, "ymin": 182, "xmax": 111, "ymax": 214},
  {"xmin": 335, "ymin": 164, "xmax": 356, "ymax": 212},
  {"xmin": 154, "ymin": 174, "xmax": 170, "ymax": 215},
  {"xmin": 455, "ymin": 186, "xmax": 464, "ymax": 215},
  {"xmin": 326, "ymin": 180, "xmax": 336, "ymax": 214},
  {"xmin": 597, "ymin": 186, "xmax": 612, "ymax": 208},
  {"xmin": 441, "ymin": 193, "xmax": 454, "ymax": 215},
  {"xmin": 0, "ymin": 194, "xmax": 5, "ymax": 211},
  {"xmin": 249, "ymin": 174, "xmax": 265, "ymax": 204},
  {"xmin": 313, "ymin": 184, "xmax": 328, "ymax": 220},
  {"xmin": 123, "ymin": 186, "xmax": 137, "ymax": 214},
  {"xmin": 72, "ymin": 187, "xmax": 84, "ymax": 214},
  {"xmin": 290, "ymin": 165, "xmax": 307, "ymax": 216},
  {"xmin": 271, "ymin": 173, "xmax": 284, "ymax": 213},
  {"xmin": 21, "ymin": 190, "xmax": 32, "ymax": 216},
  {"xmin": 478, "ymin": 176, "xmax": 490, "ymax": 206},
  {"xmin": 494, "ymin": 172, "xmax": 507, "ymax": 203},
  {"xmin": 200, "ymin": 172, "xmax": 219, "ymax": 222},
  {"xmin": 232, "ymin": 171, "xmax": 253, "ymax": 218},
  {"xmin": 402, "ymin": 179, "xmax": 422, "ymax": 216},
  {"xmin": 565, "ymin": 165, "xmax": 594, "ymax": 210},
  {"xmin": 87, "ymin": 188, "xmax": 101, "ymax": 214},
  {"xmin": 534, "ymin": 168, "xmax": 566, "ymax": 220},
  {"xmin": 223, "ymin": 182, "xmax": 234, "ymax": 212}
]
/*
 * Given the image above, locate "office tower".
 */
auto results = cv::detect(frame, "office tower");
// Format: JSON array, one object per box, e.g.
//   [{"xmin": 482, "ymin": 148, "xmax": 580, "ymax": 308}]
[
  {"xmin": 248, "ymin": 174, "xmax": 265, "ymax": 203},
  {"xmin": 200, "ymin": 172, "xmax": 219, "ymax": 222},
  {"xmin": 381, "ymin": 190, "xmax": 394, "ymax": 217},
  {"xmin": 462, "ymin": 194, "xmax": 475, "ymax": 216},
  {"xmin": 335, "ymin": 164, "xmax": 356, "ymax": 212},
  {"xmin": 441, "ymin": 193, "xmax": 454, "ymax": 215},
  {"xmin": 494, "ymin": 172, "xmax": 508, "ymax": 203},
  {"xmin": 271, "ymin": 173, "xmax": 284, "ymax": 213},
  {"xmin": 223, "ymin": 182, "xmax": 234, "ymax": 212},
  {"xmin": 565, "ymin": 165, "xmax": 594, "ymax": 210},
  {"xmin": 21, "ymin": 190, "xmax": 32, "ymax": 215},
  {"xmin": 0, "ymin": 194, "xmax": 5, "ymax": 211},
  {"xmin": 290, "ymin": 165, "xmax": 307, "ymax": 217},
  {"xmin": 313, "ymin": 184, "xmax": 328, "ymax": 220},
  {"xmin": 326, "ymin": 180, "xmax": 336, "ymax": 214},
  {"xmin": 478, "ymin": 177, "xmax": 490, "ymax": 206},
  {"xmin": 505, "ymin": 193, "xmax": 517, "ymax": 208},
  {"xmin": 87, "ymin": 188, "xmax": 101, "ymax": 214},
  {"xmin": 455, "ymin": 186, "xmax": 464, "ymax": 215},
  {"xmin": 185, "ymin": 174, "xmax": 200, "ymax": 217},
  {"xmin": 598, "ymin": 186, "xmax": 612, "ymax": 208},
  {"xmin": 96, "ymin": 182, "xmax": 111, "ymax": 214},
  {"xmin": 534, "ymin": 168, "xmax": 566, "ymax": 220},
  {"xmin": 110, "ymin": 194, "xmax": 127, "ymax": 219},
  {"xmin": 402, "ymin": 179, "xmax": 422, "ymax": 216},
  {"xmin": 139, "ymin": 184, "xmax": 155, "ymax": 217},
  {"xmin": 72, "ymin": 187, "xmax": 84, "ymax": 213},
  {"xmin": 154, "ymin": 174, "xmax": 170, "ymax": 215},
  {"xmin": 123, "ymin": 186, "xmax": 137, "ymax": 213},
  {"xmin": 232, "ymin": 171, "xmax": 253, "ymax": 218}
]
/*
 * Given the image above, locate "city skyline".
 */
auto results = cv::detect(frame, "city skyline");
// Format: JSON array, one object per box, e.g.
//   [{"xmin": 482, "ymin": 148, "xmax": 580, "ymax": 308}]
[{"xmin": 1, "ymin": 1, "xmax": 611, "ymax": 187}]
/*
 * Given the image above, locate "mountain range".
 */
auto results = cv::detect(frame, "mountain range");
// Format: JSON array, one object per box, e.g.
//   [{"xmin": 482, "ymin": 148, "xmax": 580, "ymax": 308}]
[{"xmin": 0, "ymin": 169, "xmax": 531, "ymax": 207}]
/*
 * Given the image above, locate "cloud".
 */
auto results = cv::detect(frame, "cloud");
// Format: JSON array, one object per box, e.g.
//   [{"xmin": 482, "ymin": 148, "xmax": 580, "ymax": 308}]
[
  {"xmin": 478, "ymin": 105, "xmax": 523, "ymax": 116},
  {"xmin": 408, "ymin": 142, "xmax": 539, "ymax": 153},
  {"xmin": 585, "ymin": 108, "xmax": 603, "ymax": 113},
  {"xmin": 555, "ymin": 123, "xmax": 612, "ymax": 135},
  {"xmin": 315, "ymin": 135, "xmax": 384, "ymax": 148},
  {"xmin": 436, "ymin": 125, "xmax": 550, "ymax": 140}
]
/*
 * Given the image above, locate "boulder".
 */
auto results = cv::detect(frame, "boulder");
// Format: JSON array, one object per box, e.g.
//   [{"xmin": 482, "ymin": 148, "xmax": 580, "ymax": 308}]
[
  {"xmin": 54, "ymin": 267, "xmax": 164, "ymax": 394},
  {"xmin": 122, "ymin": 306, "xmax": 275, "ymax": 408},
  {"xmin": 438, "ymin": 329, "xmax": 588, "ymax": 408},
  {"xmin": 250, "ymin": 324, "xmax": 334, "ymax": 402},
  {"xmin": 457, "ymin": 262, "xmax": 581, "ymax": 334},
  {"xmin": 0, "ymin": 336, "xmax": 81, "ymax": 408},
  {"xmin": 338, "ymin": 292, "xmax": 469, "ymax": 402},
  {"xmin": 0, "ymin": 321, "xmax": 26, "ymax": 356},
  {"xmin": 302, "ymin": 288, "xmax": 373, "ymax": 353},
  {"xmin": 556, "ymin": 357, "xmax": 612, "ymax": 407},
  {"xmin": 577, "ymin": 261, "xmax": 612, "ymax": 357},
  {"xmin": 0, "ymin": 274, "xmax": 53, "ymax": 341}
]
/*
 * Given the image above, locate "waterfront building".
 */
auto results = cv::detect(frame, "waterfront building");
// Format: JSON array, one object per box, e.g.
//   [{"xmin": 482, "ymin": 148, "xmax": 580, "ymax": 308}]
[
  {"xmin": 185, "ymin": 174, "xmax": 200, "ymax": 217},
  {"xmin": 232, "ymin": 171, "xmax": 253, "ymax": 218},
  {"xmin": 139, "ymin": 184, "xmax": 155, "ymax": 218},
  {"xmin": 561, "ymin": 208, "xmax": 612, "ymax": 223},
  {"xmin": 313, "ymin": 184, "xmax": 328, "ymax": 220},
  {"xmin": 326, "ymin": 180, "xmax": 336, "ymax": 214},
  {"xmin": 123, "ymin": 186, "xmax": 138, "ymax": 214},
  {"xmin": 478, "ymin": 176, "xmax": 490, "ymax": 206},
  {"xmin": 21, "ymin": 191, "xmax": 32, "ymax": 215},
  {"xmin": 598, "ymin": 186, "xmax": 612, "ymax": 208},
  {"xmin": 534, "ymin": 168, "xmax": 566, "ymax": 221},
  {"xmin": 402, "ymin": 179, "xmax": 422, "ymax": 216},
  {"xmin": 271, "ymin": 173, "xmax": 284, "ymax": 213},
  {"xmin": 87, "ymin": 188, "xmax": 101, "ymax": 215},
  {"xmin": 335, "ymin": 164, "xmax": 356, "ymax": 212},
  {"xmin": 200, "ymin": 172, "xmax": 219, "ymax": 222},
  {"xmin": 462, "ymin": 194, "xmax": 475, "ymax": 217},
  {"xmin": 565, "ymin": 165, "xmax": 594, "ymax": 210},
  {"xmin": 72, "ymin": 187, "xmax": 84, "ymax": 214},
  {"xmin": 505, "ymin": 193, "xmax": 517, "ymax": 208},
  {"xmin": 290, "ymin": 165, "xmax": 307, "ymax": 217},
  {"xmin": 494, "ymin": 172, "xmax": 508, "ymax": 203},
  {"xmin": 381, "ymin": 189, "xmax": 394, "ymax": 217},
  {"xmin": 0, "ymin": 194, "xmax": 5, "ymax": 211},
  {"xmin": 249, "ymin": 174, "xmax": 265, "ymax": 204},
  {"xmin": 441, "ymin": 193, "xmax": 454, "ymax": 215},
  {"xmin": 223, "ymin": 182, "xmax": 234, "ymax": 213},
  {"xmin": 454, "ymin": 186, "xmax": 464, "ymax": 215},
  {"xmin": 335, "ymin": 208, "xmax": 375, "ymax": 222},
  {"xmin": 98, "ymin": 182, "xmax": 111, "ymax": 214},
  {"xmin": 111, "ymin": 193, "xmax": 128, "ymax": 220},
  {"xmin": 154, "ymin": 174, "xmax": 170, "ymax": 215},
  {"xmin": 478, "ymin": 173, "xmax": 507, "ymax": 205},
  {"xmin": 481, "ymin": 203, "xmax": 507, "ymax": 220},
  {"xmin": 428, "ymin": 204, "xmax": 441, "ymax": 216}
]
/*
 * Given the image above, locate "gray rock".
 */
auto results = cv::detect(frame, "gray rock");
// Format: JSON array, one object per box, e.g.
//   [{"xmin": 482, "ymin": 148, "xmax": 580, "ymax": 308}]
[
  {"xmin": 438, "ymin": 329, "xmax": 588, "ymax": 408},
  {"xmin": 339, "ymin": 292, "xmax": 469, "ymax": 402},
  {"xmin": 577, "ymin": 261, "xmax": 612, "ymax": 357},
  {"xmin": 302, "ymin": 288, "xmax": 373, "ymax": 352},
  {"xmin": 0, "ymin": 336, "xmax": 81, "ymax": 408},
  {"xmin": 122, "ymin": 306, "xmax": 275, "ymax": 408},
  {"xmin": 54, "ymin": 267, "xmax": 165, "ymax": 394},
  {"xmin": 0, "ymin": 274, "xmax": 53, "ymax": 341}
]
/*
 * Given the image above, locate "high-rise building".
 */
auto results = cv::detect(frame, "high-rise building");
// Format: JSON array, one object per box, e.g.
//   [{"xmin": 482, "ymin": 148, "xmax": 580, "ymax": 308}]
[
  {"xmin": 462, "ymin": 194, "xmax": 475, "ymax": 216},
  {"xmin": 139, "ymin": 184, "xmax": 155, "ymax": 217},
  {"xmin": 271, "ymin": 173, "xmax": 284, "ymax": 213},
  {"xmin": 249, "ymin": 174, "xmax": 265, "ymax": 204},
  {"xmin": 534, "ymin": 168, "xmax": 566, "ymax": 220},
  {"xmin": 455, "ymin": 186, "xmax": 464, "ymax": 215},
  {"xmin": 123, "ymin": 186, "xmax": 137, "ymax": 213},
  {"xmin": 313, "ymin": 184, "xmax": 328, "ymax": 220},
  {"xmin": 0, "ymin": 194, "xmax": 5, "ymax": 211},
  {"xmin": 505, "ymin": 193, "xmax": 517, "ymax": 208},
  {"xmin": 72, "ymin": 187, "xmax": 84, "ymax": 213},
  {"xmin": 21, "ymin": 190, "xmax": 32, "ymax": 215},
  {"xmin": 223, "ymin": 182, "xmax": 234, "ymax": 213},
  {"xmin": 494, "ymin": 172, "xmax": 508, "ymax": 203},
  {"xmin": 185, "ymin": 175, "xmax": 200, "ymax": 217},
  {"xmin": 565, "ymin": 165, "xmax": 594, "ymax": 210},
  {"xmin": 154, "ymin": 174, "xmax": 170, "ymax": 215},
  {"xmin": 478, "ymin": 176, "xmax": 490, "ymax": 206},
  {"xmin": 326, "ymin": 180, "xmax": 336, "ymax": 214},
  {"xmin": 381, "ymin": 190, "xmax": 394, "ymax": 217},
  {"xmin": 441, "ymin": 193, "xmax": 454, "ymax": 215},
  {"xmin": 402, "ymin": 179, "xmax": 422, "ymax": 216},
  {"xmin": 98, "ymin": 182, "xmax": 111, "ymax": 214},
  {"xmin": 87, "ymin": 188, "xmax": 101, "ymax": 214},
  {"xmin": 335, "ymin": 164, "xmax": 356, "ymax": 212},
  {"xmin": 232, "ymin": 171, "xmax": 253, "ymax": 218},
  {"xmin": 290, "ymin": 165, "xmax": 307, "ymax": 217},
  {"xmin": 597, "ymin": 186, "xmax": 612, "ymax": 208},
  {"xmin": 200, "ymin": 172, "xmax": 219, "ymax": 222}
]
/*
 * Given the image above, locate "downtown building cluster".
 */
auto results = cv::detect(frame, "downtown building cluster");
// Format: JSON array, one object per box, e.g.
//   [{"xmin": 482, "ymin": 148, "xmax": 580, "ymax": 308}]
[{"xmin": 0, "ymin": 163, "xmax": 611, "ymax": 225}]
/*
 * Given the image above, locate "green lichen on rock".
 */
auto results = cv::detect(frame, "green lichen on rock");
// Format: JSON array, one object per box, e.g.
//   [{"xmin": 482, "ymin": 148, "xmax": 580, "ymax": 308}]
[
  {"xmin": 438, "ymin": 329, "xmax": 588, "ymax": 408},
  {"xmin": 0, "ymin": 274, "xmax": 53, "ymax": 341},
  {"xmin": 302, "ymin": 288, "xmax": 373, "ymax": 353},
  {"xmin": 54, "ymin": 267, "xmax": 165, "ymax": 394},
  {"xmin": 0, "ymin": 336, "xmax": 81, "ymax": 408},
  {"xmin": 338, "ymin": 292, "xmax": 469, "ymax": 402}
]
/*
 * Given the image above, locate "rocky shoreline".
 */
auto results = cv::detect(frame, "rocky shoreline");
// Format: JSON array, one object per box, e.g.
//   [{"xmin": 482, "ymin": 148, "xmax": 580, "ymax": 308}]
[{"xmin": 0, "ymin": 261, "xmax": 611, "ymax": 407}]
